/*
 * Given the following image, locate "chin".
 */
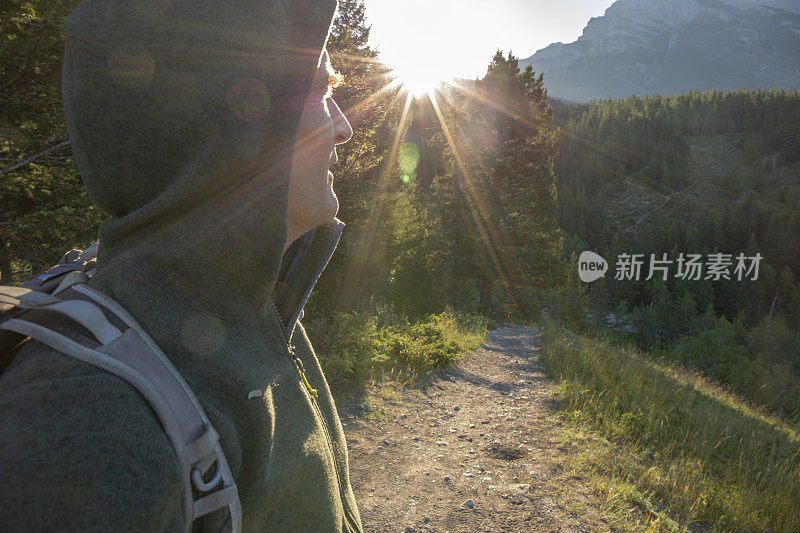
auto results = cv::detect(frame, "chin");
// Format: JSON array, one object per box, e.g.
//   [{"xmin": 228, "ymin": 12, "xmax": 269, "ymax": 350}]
[
  {"xmin": 322, "ymin": 191, "xmax": 339, "ymax": 223},
  {"xmin": 308, "ymin": 190, "xmax": 338, "ymax": 228}
]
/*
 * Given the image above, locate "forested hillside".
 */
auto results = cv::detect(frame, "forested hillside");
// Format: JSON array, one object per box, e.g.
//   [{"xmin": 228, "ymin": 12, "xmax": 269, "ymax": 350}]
[{"xmin": 553, "ymin": 89, "xmax": 800, "ymax": 418}]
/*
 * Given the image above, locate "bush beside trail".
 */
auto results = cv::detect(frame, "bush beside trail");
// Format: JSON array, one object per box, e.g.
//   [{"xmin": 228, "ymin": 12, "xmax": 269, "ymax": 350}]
[{"xmin": 305, "ymin": 304, "xmax": 495, "ymax": 386}]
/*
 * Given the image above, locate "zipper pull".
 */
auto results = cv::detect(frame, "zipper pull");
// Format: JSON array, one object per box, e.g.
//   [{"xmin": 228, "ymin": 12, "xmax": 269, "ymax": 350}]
[{"xmin": 289, "ymin": 344, "xmax": 319, "ymax": 399}]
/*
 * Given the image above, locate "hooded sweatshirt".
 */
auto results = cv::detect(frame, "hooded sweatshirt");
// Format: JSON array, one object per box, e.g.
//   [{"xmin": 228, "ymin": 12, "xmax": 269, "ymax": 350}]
[{"xmin": 0, "ymin": 0, "xmax": 363, "ymax": 531}]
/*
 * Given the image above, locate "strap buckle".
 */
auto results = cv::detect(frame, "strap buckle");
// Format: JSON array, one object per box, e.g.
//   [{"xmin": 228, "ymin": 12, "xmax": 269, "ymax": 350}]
[{"xmin": 191, "ymin": 448, "xmax": 224, "ymax": 492}]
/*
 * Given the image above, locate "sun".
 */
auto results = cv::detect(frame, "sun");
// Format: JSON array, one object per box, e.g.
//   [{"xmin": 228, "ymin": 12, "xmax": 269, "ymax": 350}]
[{"xmin": 389, "ymin": 64, "xmax": 448, "ymax": 98}]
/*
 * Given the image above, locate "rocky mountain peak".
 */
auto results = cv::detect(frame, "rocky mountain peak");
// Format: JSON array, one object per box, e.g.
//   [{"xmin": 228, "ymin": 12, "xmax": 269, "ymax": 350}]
[{"xmin": 522, "ymin": 0, "xmax": 800, "ymax": 102}]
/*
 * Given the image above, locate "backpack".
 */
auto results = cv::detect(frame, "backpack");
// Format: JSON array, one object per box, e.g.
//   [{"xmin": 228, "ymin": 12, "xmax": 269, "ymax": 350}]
[{"xmin": 0, "ymin": 243, "xmax": 242, "ymax": 532}]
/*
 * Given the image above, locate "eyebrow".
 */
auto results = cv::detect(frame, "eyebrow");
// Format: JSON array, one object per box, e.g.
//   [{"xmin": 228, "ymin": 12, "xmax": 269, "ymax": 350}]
[{"xmin": 312, "ymin": 77, "xmax": 335, "ymax": 100}]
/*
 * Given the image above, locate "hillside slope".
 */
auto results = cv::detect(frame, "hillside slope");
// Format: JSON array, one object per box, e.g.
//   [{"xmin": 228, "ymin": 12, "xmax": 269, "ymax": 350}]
[{"xmin": 604, "ymin": 133, "xmax": 800, "ymax": 244}]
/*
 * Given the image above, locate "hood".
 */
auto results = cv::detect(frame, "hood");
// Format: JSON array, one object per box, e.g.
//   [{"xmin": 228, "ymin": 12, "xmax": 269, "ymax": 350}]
[{"xmin": 62, "ymin": 0, "xmax": 338, "ymax": 325}]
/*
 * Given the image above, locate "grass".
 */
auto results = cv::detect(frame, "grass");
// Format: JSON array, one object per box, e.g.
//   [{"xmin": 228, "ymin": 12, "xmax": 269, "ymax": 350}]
[{"xmin": 537, "ymin": 319, "xmax": 800, "ymax": 532}]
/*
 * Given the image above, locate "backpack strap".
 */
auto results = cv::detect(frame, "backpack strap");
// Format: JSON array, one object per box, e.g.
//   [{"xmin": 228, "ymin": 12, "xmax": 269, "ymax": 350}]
[
  {"xmin": 0, "ymin": 242, "xmax": 98, "ymax": 373},
  {"xmin": 19, "ymin": 240, "xmax": 98, "ymax": 293},
  {"xmin": 0, "ymin": 283, "xmax": 242, "ymax": 533}
]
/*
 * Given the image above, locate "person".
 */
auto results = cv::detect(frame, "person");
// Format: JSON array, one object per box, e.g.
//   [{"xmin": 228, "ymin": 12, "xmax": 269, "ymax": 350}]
[{"xmin": 0, "ymin": 0, "xmax": 363, "ymax": 531}]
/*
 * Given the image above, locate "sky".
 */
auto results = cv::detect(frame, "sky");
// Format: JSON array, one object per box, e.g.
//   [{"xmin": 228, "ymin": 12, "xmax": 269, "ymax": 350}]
[{"xmin": 364, "ymin": 0, "xmax": 616, "ymax": 89}]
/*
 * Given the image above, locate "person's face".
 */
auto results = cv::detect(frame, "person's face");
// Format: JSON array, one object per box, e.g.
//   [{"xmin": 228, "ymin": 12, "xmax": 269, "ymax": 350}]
[{"xmin": 286, "ymin": 50, "xmax": 352, "ymax": 248}]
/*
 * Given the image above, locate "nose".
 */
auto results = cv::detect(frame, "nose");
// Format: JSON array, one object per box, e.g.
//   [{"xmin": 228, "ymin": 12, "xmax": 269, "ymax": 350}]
[{"xmin": 329, "ymin": 97, "xmax": 353, "ymax": 145}]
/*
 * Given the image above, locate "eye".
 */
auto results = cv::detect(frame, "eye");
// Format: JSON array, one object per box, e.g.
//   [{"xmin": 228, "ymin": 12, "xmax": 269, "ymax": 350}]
[{"xmin": 308, "ymin": 84, "xmax": 332, "ymax": 108}]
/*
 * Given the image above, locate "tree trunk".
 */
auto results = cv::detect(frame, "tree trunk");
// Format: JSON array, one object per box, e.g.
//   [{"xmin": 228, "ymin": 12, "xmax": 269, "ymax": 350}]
[{"xmin": 452, "ymin": 165, "xmax": 466, "ymax": 309}]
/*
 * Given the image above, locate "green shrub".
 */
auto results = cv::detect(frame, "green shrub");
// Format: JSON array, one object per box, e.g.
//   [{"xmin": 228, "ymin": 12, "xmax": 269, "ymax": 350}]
[
  {"xmin": 536, "ymin": 284, "xmax": 590, "ymax": 332},
  {"xmin": 748, "ymin": 316, "xmax": 799, "ymax": 366},
  {"xmin": 668, "ymin": 314, "xmax": 750, "ymax": 391},
  {"xmin": 747, "ymin": 356, "xmax": 800, "ymax": 418},
  {"xmin": 302, "ymin": 310, "xmax": 384, "ymax": 384},
  {"xmin": 662, "ymin": 315, "xmax": 800, "ymax": 419},
  {"xmin": 305, "ymin": 304, "xmax": 490, "ymax": 385},
  {"xmin": 746, "ymin": 316, "xmax": 800, "ymax": 417}
]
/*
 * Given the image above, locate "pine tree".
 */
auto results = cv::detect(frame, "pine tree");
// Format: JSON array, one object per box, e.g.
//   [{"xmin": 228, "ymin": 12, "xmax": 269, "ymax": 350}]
[
  {"xmin": 1, "ymin": 0, "xmax": 77, "ymax": 164},
  {"xmin": 474, "ymin": 52, "xmax": 564, "ymax": 315},
  {"xmin": 1, "ymin": 0, "xmax": 103, "ymax": 281},
  {"xmin": 327, "ymin": 0, "xmax": 371, "ymax": 54},
  {"xmin": 327, "ymin": 0, "xmax": 389, "ymax": 206},
  {"xmin": 438, "ymin": 51, "xmax": 565, "ymax": 317}
]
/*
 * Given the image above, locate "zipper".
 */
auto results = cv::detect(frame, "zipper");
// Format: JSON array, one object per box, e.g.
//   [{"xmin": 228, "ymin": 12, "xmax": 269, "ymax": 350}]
[
  {"xmin": 271, "ymin": 296, "xmax": 318, "ymax": 399},
  {"xmin": 289, "ymin": 344, "xmax": 318, "ymax": 399},
  {"xmin": 269, "ymin": 295, "xmax": 360, "ymax": 531}
]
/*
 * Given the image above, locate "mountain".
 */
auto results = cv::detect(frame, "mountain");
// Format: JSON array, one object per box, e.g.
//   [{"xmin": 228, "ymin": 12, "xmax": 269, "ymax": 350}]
[
  {"xmin": 755, "ymin": 0, "xmax": 800, "ymax": 13},
  {"xmin": 521, "ymin": 0, "xmax": 800, "ymax": 102}
]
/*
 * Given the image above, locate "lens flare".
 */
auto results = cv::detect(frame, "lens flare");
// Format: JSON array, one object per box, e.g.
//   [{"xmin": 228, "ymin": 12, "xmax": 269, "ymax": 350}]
[
  {"xmin": 227, "ymin": 79, "xmax": 271, "ymax": 122},
  {"xmin": 398, "ymin": 142, "xmax": 420, "ymax": 183}
]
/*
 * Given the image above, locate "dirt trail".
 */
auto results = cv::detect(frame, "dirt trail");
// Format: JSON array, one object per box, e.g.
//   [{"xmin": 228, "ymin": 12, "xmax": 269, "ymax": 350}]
[{"xmin": 338, "ymin": 324, "xmax": 612, "ymax": 532}]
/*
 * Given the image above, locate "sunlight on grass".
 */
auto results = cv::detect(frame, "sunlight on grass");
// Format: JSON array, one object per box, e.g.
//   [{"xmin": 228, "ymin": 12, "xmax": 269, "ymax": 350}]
[{"xmin": 538, "ymin": 320, "xmax": 800, "ymax": 531}]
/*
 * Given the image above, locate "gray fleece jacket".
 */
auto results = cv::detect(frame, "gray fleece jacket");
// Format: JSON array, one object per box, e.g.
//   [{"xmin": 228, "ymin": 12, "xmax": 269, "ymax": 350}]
[{"xmin": 0, "ymin": 0, "xmax": 363, "ymax": 531}]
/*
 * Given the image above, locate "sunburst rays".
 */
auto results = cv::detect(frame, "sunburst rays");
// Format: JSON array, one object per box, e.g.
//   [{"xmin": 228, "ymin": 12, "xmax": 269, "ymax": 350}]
[
  {"xmin": 330, "ymin": 55, "xmax": 568, "ymax": 313},
  {"xmin": 334, "ymin": 82, "xmax": 414, "ymax": 309},
  {"xmin": 426, "ymin": 88, "xmax": 519, "ymax": 312}
]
